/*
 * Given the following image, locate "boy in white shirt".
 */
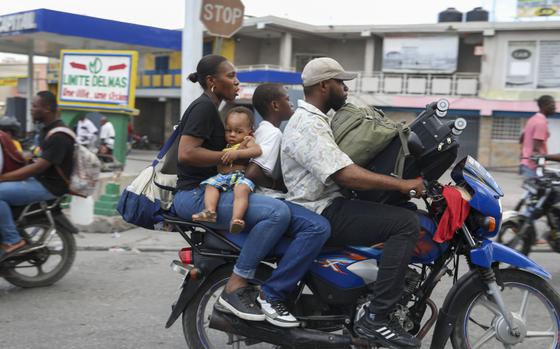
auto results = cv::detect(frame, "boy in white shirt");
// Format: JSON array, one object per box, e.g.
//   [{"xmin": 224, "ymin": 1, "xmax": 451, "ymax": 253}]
[{"xmin": 241, "ymin": 84, "xmax": 331, "ymax": 328}]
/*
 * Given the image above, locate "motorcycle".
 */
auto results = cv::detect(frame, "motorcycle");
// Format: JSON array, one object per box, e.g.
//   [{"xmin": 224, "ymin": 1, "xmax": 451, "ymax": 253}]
[
  {"xmin": 0, "ymin": 196, "xmax": 78, "ymax": 287},
  {"xmin": 497, "ymin": 159, "xmax": 560, "ymax": 255},
  {"xmin": 163, "ymin": 160, "xmax": 560, "ymax": 347},
  {"xmin": 161, "ymin": 98, "xmax": 560, "ymax": 349}
]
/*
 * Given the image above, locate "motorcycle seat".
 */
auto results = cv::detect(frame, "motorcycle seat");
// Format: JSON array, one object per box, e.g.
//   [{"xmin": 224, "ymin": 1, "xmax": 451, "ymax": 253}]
[{"xmin": 162, "ymin": 213, "xmax": 293, "ymax": 257}]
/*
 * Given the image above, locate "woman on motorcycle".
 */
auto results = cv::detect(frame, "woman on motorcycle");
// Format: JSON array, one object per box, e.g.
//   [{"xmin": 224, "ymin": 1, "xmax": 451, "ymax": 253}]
[{"xmin": 172, "ymin": 55, "xmax": 291, "ymax": 322}]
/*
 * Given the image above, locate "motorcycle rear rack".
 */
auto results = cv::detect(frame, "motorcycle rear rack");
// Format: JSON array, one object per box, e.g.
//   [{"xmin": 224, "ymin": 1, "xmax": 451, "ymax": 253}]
[{"xmin": 162, "ymin": 213, "xmax": 244, "ymax": 260}]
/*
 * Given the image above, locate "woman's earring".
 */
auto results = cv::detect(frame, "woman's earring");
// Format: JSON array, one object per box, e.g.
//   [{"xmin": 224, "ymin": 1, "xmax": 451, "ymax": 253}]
[{"xmin": 211, "ymin": 85, "xmax": 215, "ymax": 93}]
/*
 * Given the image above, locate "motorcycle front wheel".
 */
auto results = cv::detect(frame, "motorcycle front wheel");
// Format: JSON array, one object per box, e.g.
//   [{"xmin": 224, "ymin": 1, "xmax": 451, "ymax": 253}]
[
  {"xmin": 496, "ymin": 220, "xmax": 534, "ymax": 255},
  {"xmin": 451, "ymin": 268, "xmax": 560, "ymax": 349},
  {"xmin": 2, "ymin": 222, "xmax": 76, "ymax": 288}
]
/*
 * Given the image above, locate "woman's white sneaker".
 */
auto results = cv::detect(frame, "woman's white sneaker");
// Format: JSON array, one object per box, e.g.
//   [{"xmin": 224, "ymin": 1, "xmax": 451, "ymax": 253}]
[{"xmin": 257, "ymin": 296, "xmax": 300, "ymax": 328}]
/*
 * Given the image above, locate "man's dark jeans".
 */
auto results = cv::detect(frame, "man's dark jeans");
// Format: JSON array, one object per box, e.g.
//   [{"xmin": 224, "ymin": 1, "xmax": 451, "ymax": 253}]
[
  {"xmin": 261, "ymin": 201, "xmax": 331, "ymax": 301},
  {"xmin": 322, "ymin": 197, "xmax": 419, "ymax": 317}
]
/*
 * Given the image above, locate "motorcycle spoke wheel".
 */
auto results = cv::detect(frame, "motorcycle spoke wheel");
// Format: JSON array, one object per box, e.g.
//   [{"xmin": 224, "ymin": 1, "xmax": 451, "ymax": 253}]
[
  {"xmin": 196, "ymin": 280, "xmax": 278, "ymax": 349},
  {"xmin": 462, "ymin": 281, "xmax": 559, "ymax": 348},
  {"xmin": 4, "ymin": 223, "xmax": 76, "ymax": 288}
]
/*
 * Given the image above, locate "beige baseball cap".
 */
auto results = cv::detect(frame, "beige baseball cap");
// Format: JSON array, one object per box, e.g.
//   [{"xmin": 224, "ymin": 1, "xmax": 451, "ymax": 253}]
[{"xmin": 301, "ymin": 57, "xmax": 357, "ymax": 87}]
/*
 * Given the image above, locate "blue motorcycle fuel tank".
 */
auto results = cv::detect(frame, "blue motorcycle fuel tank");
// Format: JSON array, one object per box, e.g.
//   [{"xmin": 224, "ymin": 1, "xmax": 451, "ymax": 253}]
[{"xmin": 309, "ymin": 212, "xmax": 446, "ymax": 289}]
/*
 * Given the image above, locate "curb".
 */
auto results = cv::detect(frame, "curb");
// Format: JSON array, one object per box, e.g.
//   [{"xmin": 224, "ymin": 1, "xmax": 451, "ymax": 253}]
[{"xmin": 78, "ymin": 246, "xmax": 179, "ymax": 253}]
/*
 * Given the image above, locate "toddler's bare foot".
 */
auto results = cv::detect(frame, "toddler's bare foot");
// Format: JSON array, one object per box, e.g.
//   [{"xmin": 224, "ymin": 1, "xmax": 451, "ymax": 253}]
[{"xmin": 230, "ymin": 219, "xmax": 245, "ymax": 233}]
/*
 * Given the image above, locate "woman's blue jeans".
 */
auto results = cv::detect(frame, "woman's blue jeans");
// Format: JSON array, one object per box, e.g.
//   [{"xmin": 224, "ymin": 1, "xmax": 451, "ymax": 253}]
[{"xmin": 173, "ymin": 187, "xmax": 290, "ymax": 279}]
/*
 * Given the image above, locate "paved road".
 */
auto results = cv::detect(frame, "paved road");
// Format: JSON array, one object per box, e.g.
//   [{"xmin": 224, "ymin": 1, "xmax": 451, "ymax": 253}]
[
  {"xmin": 2, "ymin": 167, "xmax": 556, "ymax": 348},
  {"xmin": 2, "ymin": 248, "xmax": 560, "ymax": 349}
]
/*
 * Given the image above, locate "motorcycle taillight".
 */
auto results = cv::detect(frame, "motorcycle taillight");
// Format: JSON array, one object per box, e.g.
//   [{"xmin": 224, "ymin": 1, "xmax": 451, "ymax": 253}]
[{"xmin": 179, "ymin": 247, "xmax": 193, "ymax": 265}]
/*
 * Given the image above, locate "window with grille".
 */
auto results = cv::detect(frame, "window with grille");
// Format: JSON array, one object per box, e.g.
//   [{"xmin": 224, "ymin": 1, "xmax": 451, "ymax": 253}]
[
  {"xmin": 491, "ymin": 117, "xmax": 522, "ymax": 141},
  {"xmin": 155, "ymin": 55, "xmax": 170, "ymax": 73}
]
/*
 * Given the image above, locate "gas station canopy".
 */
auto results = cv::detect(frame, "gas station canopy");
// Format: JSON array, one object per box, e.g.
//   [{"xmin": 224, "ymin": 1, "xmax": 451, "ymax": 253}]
[{"xmin": 0, "ymin": 9, "xmax": 182, "ymax": 57}]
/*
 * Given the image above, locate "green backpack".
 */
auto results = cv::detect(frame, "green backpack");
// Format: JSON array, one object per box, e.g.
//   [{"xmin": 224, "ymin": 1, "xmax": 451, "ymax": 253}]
[{"xmin": 331, "ymin": 103, "xmax": 410, "ymax": 177}]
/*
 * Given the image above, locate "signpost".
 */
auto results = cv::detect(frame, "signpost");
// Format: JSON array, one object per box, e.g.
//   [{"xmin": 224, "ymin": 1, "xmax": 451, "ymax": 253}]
[
  {"xmin": 517, "ymin": 0, "xmax": 560, "ymax": 17},
  {"xmin": 200, "ymin": 0, "xmax": 245, "ymax": 38},
  {"xmin": 181, "ymin": 0, "xmax": 244, "ymax": 113},
  {"xmin": 57, "ymin": 49, "xmax": 138, "ymax": 164},
  {"xmin": 58, "ymin": 50, "xmax": 138, "ymax": 110}
]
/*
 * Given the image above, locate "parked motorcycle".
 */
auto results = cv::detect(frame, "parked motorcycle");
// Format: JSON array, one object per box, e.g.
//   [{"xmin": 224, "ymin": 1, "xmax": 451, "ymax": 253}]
[
  {"xmin": 131, "ymin": 134, "xmax": 150, "ymax": 150},
  {"xmin": 497, "ymin": 160, "xmax": 560, "ymax": 255},
  {"xmin": 161, "ymin": 97, "xmax": 560, "ymax": 349},
  {"xmin": 0, "ymin": 196, "xmax": 78, "ymax": 287}
]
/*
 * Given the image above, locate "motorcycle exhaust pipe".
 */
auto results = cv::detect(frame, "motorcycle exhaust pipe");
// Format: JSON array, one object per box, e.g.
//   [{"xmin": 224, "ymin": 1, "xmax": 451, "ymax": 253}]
[{"xmin": 209, "ymin": 309, "xmax": 358, "ymax": 349}]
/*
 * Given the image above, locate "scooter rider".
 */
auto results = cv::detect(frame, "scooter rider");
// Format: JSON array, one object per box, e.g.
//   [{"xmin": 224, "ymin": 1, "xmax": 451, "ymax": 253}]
[{"xmin": 281, "ymin": 57, "xmax": 424, "ymax": 349}]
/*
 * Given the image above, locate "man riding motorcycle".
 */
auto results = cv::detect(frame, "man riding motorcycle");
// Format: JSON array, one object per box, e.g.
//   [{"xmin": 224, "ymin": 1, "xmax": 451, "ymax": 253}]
[
  {"xmin": 0, "ymin": 91, "xmax": 74, "ymax": 260},
  {"xmin": 281, "ymin": 57, "xmax": 425, "ymax": 349}
]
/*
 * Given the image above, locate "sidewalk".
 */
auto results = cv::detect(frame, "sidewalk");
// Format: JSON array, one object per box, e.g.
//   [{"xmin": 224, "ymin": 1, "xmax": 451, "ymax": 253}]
[{"xmin": 76, "ymin": 227, "xmax": 186, "ymax": 253}]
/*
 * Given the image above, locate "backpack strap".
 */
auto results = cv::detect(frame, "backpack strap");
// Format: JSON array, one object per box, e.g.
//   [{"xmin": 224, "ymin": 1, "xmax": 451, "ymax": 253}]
[
  {"xmin": 47, "ymin": 127, "xmax": 77, "ymax": 141},
  {"xmin": 152, "ymin": 124, "xmax": 181, "ymax": 167},
  {"xmin": 394, "ymin": 123, "xmax": 411, "ymax": 178},
  {"xmin": 45, "ymin": 127, "xmax": 85, "ymax": 197}
]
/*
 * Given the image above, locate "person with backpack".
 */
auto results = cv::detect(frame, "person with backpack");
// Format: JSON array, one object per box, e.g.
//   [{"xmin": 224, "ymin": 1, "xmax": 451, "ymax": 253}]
[
  {"xmin": 281, "ymin": 57, "xmax": 424, "ymax": 349},
  {"xmin": 0, "ymin": 91, "xmax": 74, "ymax": 259}
]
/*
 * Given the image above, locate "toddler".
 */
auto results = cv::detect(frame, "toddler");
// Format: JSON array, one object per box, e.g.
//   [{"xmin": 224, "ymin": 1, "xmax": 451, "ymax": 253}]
[{"xmin": 192, "ymin": 107, "xmax": 262, "ymax": 233}]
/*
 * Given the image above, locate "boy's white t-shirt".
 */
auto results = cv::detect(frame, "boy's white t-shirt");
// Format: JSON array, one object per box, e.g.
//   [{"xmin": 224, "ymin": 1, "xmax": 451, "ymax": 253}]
[
  {"xmin": 252, "ymin": 120, "xmax": 282, "ymax": 179},
  {"xmin": 252, "ymin": 120, "xmax": 285, "ymax": 198}
]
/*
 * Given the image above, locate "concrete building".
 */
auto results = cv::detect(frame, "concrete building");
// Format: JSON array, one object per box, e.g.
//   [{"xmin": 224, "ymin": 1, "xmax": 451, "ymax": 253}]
[
  {"xmin": 133, "ymin": 15, "xmax": 560, "ymax": 169},
  {"xmin": 3, "ymin": 8, "xmax": 559, "ymax": 169}
]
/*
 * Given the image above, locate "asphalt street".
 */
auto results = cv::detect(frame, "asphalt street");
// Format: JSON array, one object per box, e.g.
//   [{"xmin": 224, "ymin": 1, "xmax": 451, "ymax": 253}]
[{"xmin": 2, "ymin": 249, "xmax": 560, "ymax": 349}]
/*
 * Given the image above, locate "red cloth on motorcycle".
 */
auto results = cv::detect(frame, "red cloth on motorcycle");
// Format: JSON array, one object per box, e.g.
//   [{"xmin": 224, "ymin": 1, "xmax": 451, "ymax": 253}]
[
  {"xmin": 433, "ymin": 186, "xmax": 470, "ymax": 243},
  {"xmin": 0, "ymin": 130, "xmax": 25, "ymax": 173}
]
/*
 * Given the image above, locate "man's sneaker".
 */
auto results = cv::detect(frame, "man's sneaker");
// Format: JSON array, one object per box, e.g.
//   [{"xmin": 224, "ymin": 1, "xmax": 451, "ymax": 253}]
[
  {"xmin": 354, "ymin": 312, "xmax": 421, "ymax": 349},
  {"xmin": 257, "ymin": 296, "xmax": 300, "ymax": 328},
  {"xmin": 218, "ymin": 287, "xmax": 265, "ymax": 321}
]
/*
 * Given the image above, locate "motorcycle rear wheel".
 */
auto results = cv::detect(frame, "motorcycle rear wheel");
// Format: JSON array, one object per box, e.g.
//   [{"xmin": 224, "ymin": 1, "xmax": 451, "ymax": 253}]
[
  {"xmin": 182, "ymin": 264, "xmax": 281, "ymax": 349},
  {"xmin": 451, "ymin": 269, "xmax": 560, "ymax": 348},
  {"xmin": 3, "ymin": 222, "xmax": 76, "ymax": 288}
]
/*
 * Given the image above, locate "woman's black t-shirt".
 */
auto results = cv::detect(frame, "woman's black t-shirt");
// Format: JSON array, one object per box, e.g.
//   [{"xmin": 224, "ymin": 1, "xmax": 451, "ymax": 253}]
[{"xmin": 176, "ymin": 93, "xmax": 226, "ymax": 190}]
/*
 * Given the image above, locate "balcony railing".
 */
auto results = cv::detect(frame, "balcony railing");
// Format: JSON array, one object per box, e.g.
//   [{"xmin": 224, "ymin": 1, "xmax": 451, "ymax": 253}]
[
  {"xmin": 136, "ymin": 68, "xmax": 480, "ymax": 97},
  {"xmin": 236, "ymin": 64, "xmax": 296, "ymax": 72},
  {"xmin": 346, "ymin": 72, "xmax": 480, "ymax": 96}
]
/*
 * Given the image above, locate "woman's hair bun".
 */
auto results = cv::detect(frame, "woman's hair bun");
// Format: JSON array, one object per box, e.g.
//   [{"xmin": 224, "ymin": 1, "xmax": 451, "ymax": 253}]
[{"xmin": 187, "ymin": 72, "xmax": 198, "ymax": 83}]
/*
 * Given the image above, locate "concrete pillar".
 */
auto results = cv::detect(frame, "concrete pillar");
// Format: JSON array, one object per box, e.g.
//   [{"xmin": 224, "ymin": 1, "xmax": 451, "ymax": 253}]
[
  {"xmin": 279, "ymin": 32, "xmax": 292, "ymax": 70},
  {"xmin": 163, "ymin": 99, "xmax": 174, "ymax": 140},
  {"xmin": 26, "ymin": 43, "xmax": 34, "ymax": 133},
  {"xmin": 181, "ymin": 0, "xmax": 203, "ymax": 114},
  {"xmin": 364, "ymin": 37, "xmax": 375, "ymax": 74}
]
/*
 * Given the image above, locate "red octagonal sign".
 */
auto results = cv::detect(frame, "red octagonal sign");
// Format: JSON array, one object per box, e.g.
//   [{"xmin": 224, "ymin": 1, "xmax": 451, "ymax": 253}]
[{"xmin": 200, "ymin": 0, "xmax": 245, "ymax": 38}]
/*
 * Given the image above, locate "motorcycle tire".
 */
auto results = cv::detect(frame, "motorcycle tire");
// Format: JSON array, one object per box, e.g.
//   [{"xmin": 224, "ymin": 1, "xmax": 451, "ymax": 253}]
[
  {"xmin": 182, "ymin": 264, "xmax": 281, "ymax": 349},
  {"xmin": 496, "ymin": 220, "xmax": 534, "ymax": 256},
  {"xmin": 3, "ymin": 221, "xmax": 76, "ymax": 288},
  {"xmin": 451, "ymin": 269, "xmax": 560, "ymax": 349}
]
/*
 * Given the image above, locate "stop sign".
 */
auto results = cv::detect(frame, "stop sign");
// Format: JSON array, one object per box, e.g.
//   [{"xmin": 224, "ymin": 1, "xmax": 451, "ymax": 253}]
[{"xmin": 200, "ymin": 0, "xmax": 245, "ymax": 38}]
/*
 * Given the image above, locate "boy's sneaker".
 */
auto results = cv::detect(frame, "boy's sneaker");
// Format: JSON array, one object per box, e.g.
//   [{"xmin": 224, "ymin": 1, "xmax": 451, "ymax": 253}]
[
  {"xmin": 218, "ymin": 287, "xmax": 265, "ymax": 321},
  {"xmin": 257, "ymin": 296, "xmax": 300, "ymax": 328},
  {"xmin": 354, "ymin": 312, "xmax": 421, "ymax": 349}
]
